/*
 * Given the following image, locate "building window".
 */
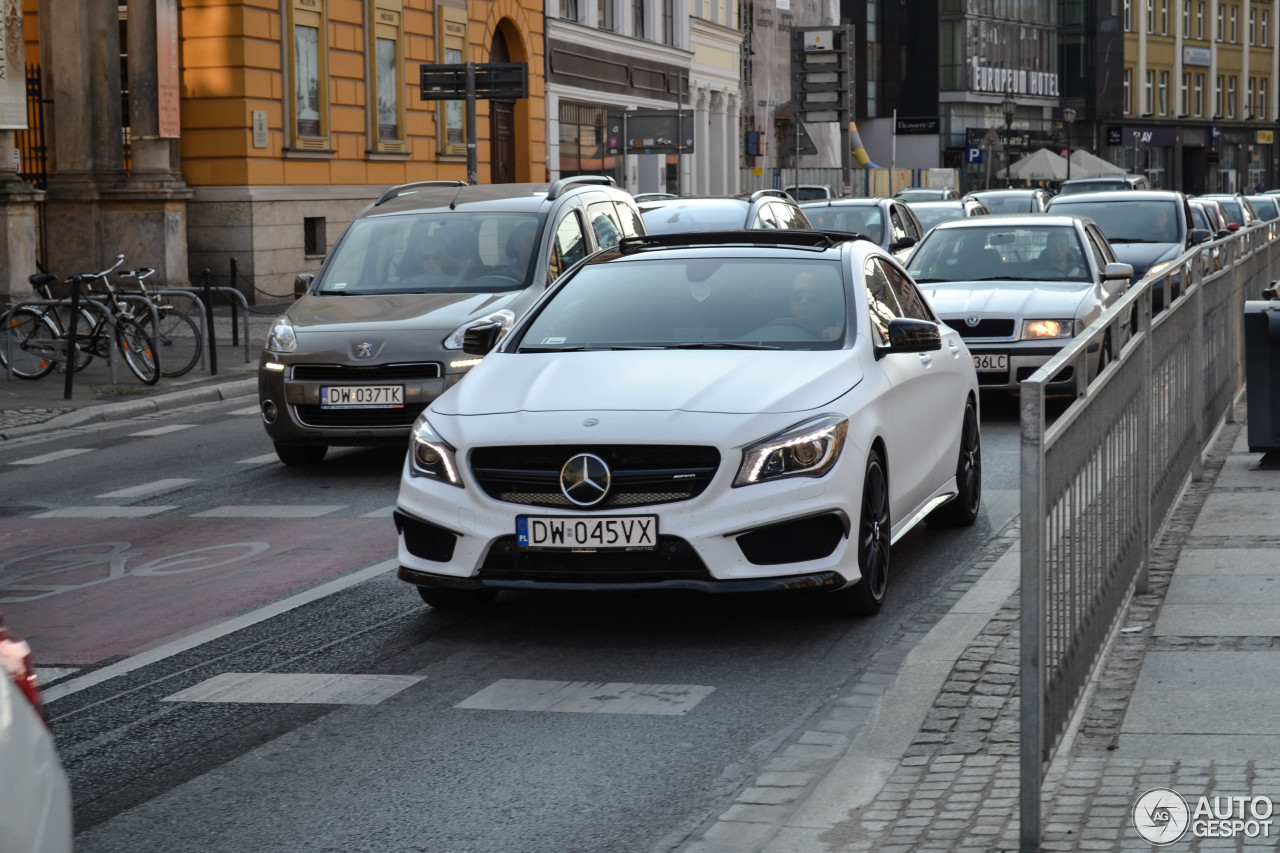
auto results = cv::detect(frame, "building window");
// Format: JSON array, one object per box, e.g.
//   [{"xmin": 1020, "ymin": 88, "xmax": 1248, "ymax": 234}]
[
  {"xmin": 1194, "ymin": 73, "xmax": 1204, "ymax": 116},
  {"xmin": 369, "ymin": 0, "xmax": 406, "ymax": 152},
  {"xmin": 662, "ymin": 0, "xmax": 674, "ymax": 44},
  {"xmin": 599, "ymin": 0, "xmax": 615, "ymax": 29},
  {"xmin": 1217, "ymin": 5, "xmax": 1224, "ymax": 40},
  {"xmin": 1230, "ymin": 5, "xmax": 1238, "ymax": 41},
  {"xmin": 1250, "ymin": 8, "xmax": 1257, "ymax": 43},
  {"xmin": 1145, "ymin": 69, "xmax": 1154, "ymax": 114},
  {"xmin": 563, "ymin": 0, "xmax": 580, "ymax": 21},
  {"xmin": 1183, "ymin": 0, "xmax": 1191, "ymax": 36},
  {"xmin": 289, "ymin": 0, "xmax": 329, "ymax": 148},
  {"xmin": 559, "ymin": 101, "xmax": 622, "ymax": 185},
  {"xmin": 1161, "ymin": 0, "xmax": 1169, "ymax": 33},
  {"xmin": 438, "ymin": 5, "xmax": 468, "ymax": 156},
  {"xmin": 1147, "ymin": 0, "xmax": 1155, "ymax": 32},
  {"xmin": 940, "ymin": 20, "xmax": 963, "ymax": 90},
  {"xmin": 1197, "ymin": 2, "xmax": 1204, "ymax": 38},
  {"xmin": 304, "ymin": 217, "xmax": 326, "ymax": 256},
  {"xmin": 1124, "ymin": 0, "xmax": 1132, "ymax": 31},
  {"xmin": 1159, "ymin": 71, "xmax": 1169, "ymax": 115},
  {"xmin": 1215, "ymin": 75, "xmax": 1223, "ymax": 117},
  {"xmin": 633, "ymin": 0, "xmax": 646, "ymax": 37},
  {"xmin": 1261, "ymin": 79, "xmax": 1269, "ymax": 120},
  {"xmin": 1227, "ymin": 76, "xmax": 1237, "ymax": 118},
  {"xmin": 1181, "ymin": 72, "xmax": 1190, "ymax": 116},
  {"xmin": 1124, "ymin": 68, "xmax": 1132, "ymax": 115},
  {"xmin": 1264, "ymin": 10, "xmax": 1271, "ymax": 46}
]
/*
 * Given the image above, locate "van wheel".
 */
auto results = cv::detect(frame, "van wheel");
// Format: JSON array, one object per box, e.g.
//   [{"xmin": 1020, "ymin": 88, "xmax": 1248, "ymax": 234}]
[{"xmin": 274, "ymin": 442, "xmax": 327, "ymax": 466}]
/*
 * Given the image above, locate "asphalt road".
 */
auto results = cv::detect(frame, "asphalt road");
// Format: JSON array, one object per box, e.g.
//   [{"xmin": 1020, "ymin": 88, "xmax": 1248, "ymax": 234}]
[{"xmin": 0, "ymin": 392, "xmax": 1024, "ymax": 852}]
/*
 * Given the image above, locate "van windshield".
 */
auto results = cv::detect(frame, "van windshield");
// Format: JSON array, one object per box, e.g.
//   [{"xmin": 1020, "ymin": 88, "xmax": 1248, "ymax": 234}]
[{"xmin": 317, "ymin": 212, "xmax": 546, "ymax": 294}]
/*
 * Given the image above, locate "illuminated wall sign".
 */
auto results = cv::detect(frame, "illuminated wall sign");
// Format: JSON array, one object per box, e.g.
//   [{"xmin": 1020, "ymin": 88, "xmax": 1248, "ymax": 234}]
[{"xmin": 970, "ymin": 60, "xmax": 1060, "ymax": 97}]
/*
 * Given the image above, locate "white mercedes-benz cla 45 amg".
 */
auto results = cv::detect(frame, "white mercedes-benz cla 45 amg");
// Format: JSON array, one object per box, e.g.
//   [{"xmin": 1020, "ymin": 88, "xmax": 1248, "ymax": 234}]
[{"xmin": 394, "ymin": 231, "xmax": 981, "ymax": 615}]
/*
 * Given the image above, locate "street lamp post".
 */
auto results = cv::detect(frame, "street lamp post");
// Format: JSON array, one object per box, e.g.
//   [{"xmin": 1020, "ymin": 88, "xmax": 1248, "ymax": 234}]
[
  {"xmin": 1002, "ymin": 95, "xmax": 1017, "ymax": 187},
  {"xmin": 1062, "ymin": 105, "xmax": 1077, "ymax": 182}
]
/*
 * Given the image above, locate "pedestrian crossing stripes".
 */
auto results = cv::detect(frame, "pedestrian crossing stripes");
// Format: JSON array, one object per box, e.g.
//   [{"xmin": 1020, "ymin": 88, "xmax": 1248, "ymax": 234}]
[
  {"xmin": 31, "ymin": 506, "xmax": 180, "ymax": 519},
  {"xmin": 237, "ymin": 453, "xmax": 279, "ymax": 465},
  {"xmin": 361, "ymin": 506, "xmax": 397, "ymax": 518},
  {"xmin": 96, "ymin": 478, "xmax": 198, "ymax": 499},
  {"xmin": 162, "ymin": 672, "xmax": 425, "ymax": 705},
  {"xmin": 456, "ymin": 679, "xmax": 716, "ymax": 715},
  {"xmin": 191, "ymin": 505, "xmax": 348, "ymax": 518},
  {"xmin": 129, "ymin": 424, "xmax": 197, "ymax": 437},
  {"xmin": 228, "ymin": 405, "xmax": 262, "ymax": 416},
  {"xmin": 9, "ymin": 448, "xmax": 94, "ymax": 466},
  {"xmin": 35, "ymin": 667, "xmax": 80, "ymax": 685}
]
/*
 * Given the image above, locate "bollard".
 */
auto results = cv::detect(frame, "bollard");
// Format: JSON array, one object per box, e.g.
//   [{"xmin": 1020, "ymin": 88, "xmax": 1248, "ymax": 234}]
[
  {"xmin": 229, "ymin": 257, "xmax": 240, "ymax": 347},
  {"xmin": 63, "ymin": 277, "xmax": 82, "ymax": 399},
  {"xmin": 202, "ymin": 267, "xmax": 218, "ymax": 375}
]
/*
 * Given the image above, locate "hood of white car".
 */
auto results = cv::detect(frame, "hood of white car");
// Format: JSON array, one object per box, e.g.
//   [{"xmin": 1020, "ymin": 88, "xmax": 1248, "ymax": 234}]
[
  {"xmin": 920, "ymin": 281, "xmax": 1093, "ymax": 318},
  {"xmin": 432, "ymin": 349, "xmax": 861, "ymax": 415}
]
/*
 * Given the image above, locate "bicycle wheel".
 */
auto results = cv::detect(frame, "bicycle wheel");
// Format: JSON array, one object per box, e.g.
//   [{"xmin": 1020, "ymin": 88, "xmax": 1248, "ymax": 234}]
[
  {"xmin": 138, "ymin": 306, "xmax": 202, "ymax": 378},
  {"xmin": 62, "ymin": 304, "xmax": 100, "ymax": 373},
  {"xmin": 0, "ymin": 307, "xmax": 60, "ymax": 380},
  {"xmin": 114, "ymin": 316, "xmax": 160, "ymax": 385}
]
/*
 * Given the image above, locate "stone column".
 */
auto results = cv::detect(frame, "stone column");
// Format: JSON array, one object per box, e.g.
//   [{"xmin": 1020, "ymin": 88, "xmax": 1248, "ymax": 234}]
[
  {"xmin": 709, "ymin": 91, "xmax": 727, "ymax": 195},
  {"xmin": 726, "ymin": 94, "xmax": 741, "ymax": 196},
  {"xmin": 0, "ymin": 131, "xmax": 44, "ymax": 301},
  {"xmin": 693, "ymin": 88, "xmax": 709, "ymax": 194}
]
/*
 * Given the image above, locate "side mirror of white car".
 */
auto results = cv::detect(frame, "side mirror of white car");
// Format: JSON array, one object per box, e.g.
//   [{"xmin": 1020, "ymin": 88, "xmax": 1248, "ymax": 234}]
[
  {"xmin": 1103, "ymin": 262, "xmax": 1135, "ymax": 281},
  {"xmin": 876, "ymin": 318, "xmax": 942, "ymax": 360}
]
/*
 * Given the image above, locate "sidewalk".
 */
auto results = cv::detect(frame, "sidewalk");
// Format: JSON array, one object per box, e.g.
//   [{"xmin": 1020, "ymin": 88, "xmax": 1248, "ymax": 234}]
[
  {"xmin": 679, "ymin": 398, "xmax": 1278, "ymax": 852},
  {"xmin": 0, "ymin": 304, "xmax": 280, "ymax": 438}
]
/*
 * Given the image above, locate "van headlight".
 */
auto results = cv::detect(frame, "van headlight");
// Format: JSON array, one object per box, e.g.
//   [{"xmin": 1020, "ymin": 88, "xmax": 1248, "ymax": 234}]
[
  {"xmin": 734, "ymin": 415, "xmax": 848, "ymax": 487},
  {"xmin": 265, "ymin": 315, "xmax": 297, "ymax": 353},
  {"xmin": 410, "ymin": 417, "xmax": 462, "ymax": 486},
  {"xmin": 443, "ymin": 309, "xmax": 516, "ymax": 350}
]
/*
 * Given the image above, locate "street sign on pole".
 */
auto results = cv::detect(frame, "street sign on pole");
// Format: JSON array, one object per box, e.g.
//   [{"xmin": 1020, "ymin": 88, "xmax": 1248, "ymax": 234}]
[
  {"xmin": 605, "ymin": 110, "xmax": 696, "ymax": 155},
  {"xmin": 418, "ymin": 62, "xmax": 529, "ymax": 184},
  {"xmin": 790, "ymin": 25, "xmax": 852, "ymax": 188},
  {"xmin": 779, "ymin": 120, "xmax": 818, "ymax": 157}
]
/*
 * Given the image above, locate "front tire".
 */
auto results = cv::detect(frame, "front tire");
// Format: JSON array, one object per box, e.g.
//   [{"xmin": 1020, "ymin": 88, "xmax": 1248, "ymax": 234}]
[
  {"xmin": 0, "ymin": 308, "xmax": 59, "ymax": 379},
  {"xmin": 416, "ymin": 586, "xmax": 498, "ymax": 610},
  {"xmin": 827, "ymin": 449, "xmax": 891, "ymax": 616},
  {"xmin": 274, "ymin": 442, "xmax": 328, "ymax": 466},
  {"xmin": 928, "ymin": 399, "xmax": 982, "ymax": 527},
  {"xmin": 115, "ymin": 317, "xmax": 160, "ymax": 384}
]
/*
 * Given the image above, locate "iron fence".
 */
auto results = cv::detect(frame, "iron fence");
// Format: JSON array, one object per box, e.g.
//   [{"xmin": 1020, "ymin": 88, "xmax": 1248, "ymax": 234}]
[{"xmin": 1019, "ymin": 223, "xmax": 1275, "ymax": 850}]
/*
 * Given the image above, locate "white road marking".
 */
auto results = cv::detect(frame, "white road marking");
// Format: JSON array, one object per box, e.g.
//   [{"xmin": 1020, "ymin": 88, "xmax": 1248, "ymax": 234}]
[
  {"xmin": 10, "ymin": 448, "xmax": 94, "ymax": 466},
  {"xmin": 163, "ymin": 672, "xmax": 424, "ymax": 705},
  {"xmin": 96, "ymin": 478, "xmax": 198, "ymax": 499},
  {"xmin": 36, "ymin": 667, "xmax": 80, "ymax": 685},
  {"xmin": 31, "ymin": 506, "xmax": 179, "ymax": 519},
  {"xmin": 192, "ymin": 505, "xmax": 346, "ymax": 518},
  {"xmin": 361, "ymin": 506, "xmax": 398, "ymax": 518},
  {"xmin": 229, "ymin": 405, "xmax": 262, "ymax": 416},
  {"xmin": 456, "ymin": 679, "xmax": 715, "ymax": 716},
  {"xmin": 237, "ymin": 453, "xmax": 279, "ymax": 465},
  {"xmin": 42, "ymin": 559, "xmax": 399, "ymax": 703},
  {"xmin": 129, "ymin": 424, "xmax": 197, "ymax": 437}
]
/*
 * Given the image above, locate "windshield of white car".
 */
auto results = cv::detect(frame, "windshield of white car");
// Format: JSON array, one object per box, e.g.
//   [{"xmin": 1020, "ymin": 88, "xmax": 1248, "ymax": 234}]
[
  {"xmin": 316, "ymin": 212, "xmax": 546, "ymax": 295},
  {"xmin": 801, "ymin": 206, "xmax": 885, "ymax": 243},
  {"xmin": 515, "ymin": 258, "xmax": 848, "ymax": 351},
  {"xmin": 907, "ymin": 225, "xmax": 1092, "ymax": 283},
  {"xmin": 1049, "ymin": 199, "xmax": 1179, "ymax": 243},
  {"xmin": 977, "ymin": 196, "xmax": 1034, "ymax": 213},
  {"xmin": 910, "ymin": 204, "xmax": 967, "ymax": 231}
]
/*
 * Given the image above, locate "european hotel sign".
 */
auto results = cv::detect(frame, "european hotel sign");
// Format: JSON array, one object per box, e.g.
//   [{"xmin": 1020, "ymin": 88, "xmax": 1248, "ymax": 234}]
[{"xmin": 970, "ymin": 60, "xmax": 1060, "ymax": 97}]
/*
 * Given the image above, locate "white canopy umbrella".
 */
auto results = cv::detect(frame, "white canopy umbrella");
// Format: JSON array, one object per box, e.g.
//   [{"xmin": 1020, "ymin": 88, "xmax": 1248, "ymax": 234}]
[
  {"xmin": 1067, "ymin": 150, "xmax": 1126, "ymax": 178},
  {"xmin": 997, "ymin": 148, "xmax": 1069, "ymax": 181}
]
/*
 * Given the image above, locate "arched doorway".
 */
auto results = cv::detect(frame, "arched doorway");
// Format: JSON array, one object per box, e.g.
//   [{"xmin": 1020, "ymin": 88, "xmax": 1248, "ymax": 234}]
[{"xmin": 489, "ymin": 25, "xmax": 516, "ymax": 184}]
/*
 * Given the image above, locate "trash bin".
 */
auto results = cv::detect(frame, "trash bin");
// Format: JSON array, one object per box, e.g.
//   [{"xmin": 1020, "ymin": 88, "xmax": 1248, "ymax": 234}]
[{"xmin": 1245, "ymin": 282, "xmax": 1280, "ymax": 467}]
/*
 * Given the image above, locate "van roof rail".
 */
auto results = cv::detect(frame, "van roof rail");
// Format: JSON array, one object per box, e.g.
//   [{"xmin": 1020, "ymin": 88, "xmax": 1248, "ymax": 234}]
[
  {"xmin": 375, "ymin": 180, "xmax": 468, "ymax": 206},
  {"xmin": 750, "ymin": 189, "xmax": 792, "ymax": 202},
  {"xmin": 547, "ymin": 175, "xmax": 616, "ymax": 200}
]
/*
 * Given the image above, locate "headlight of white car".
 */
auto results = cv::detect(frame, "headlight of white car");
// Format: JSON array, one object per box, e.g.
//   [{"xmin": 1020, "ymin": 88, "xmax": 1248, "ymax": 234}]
[
  {"xmin": 1146, "ymin": 260, "xmax": 1175, "ymax": 277},
  {"xmin": 442, "ymin": 309, "xmax": 517, "ymax": 351},
  {"xmin": 410, "ymin": 417, "xmax": 462, "ymax": 486},
  {"xmin": 734, "ymin": 415, "xmax": 848, "ymax": 487},
  {"xmin": 265, "ymin": 315, "xmax": 297, "ymax": 353},
  {"xmin": 1022, "ymin": 319, "xmax": 1076, "ymax": 339}
]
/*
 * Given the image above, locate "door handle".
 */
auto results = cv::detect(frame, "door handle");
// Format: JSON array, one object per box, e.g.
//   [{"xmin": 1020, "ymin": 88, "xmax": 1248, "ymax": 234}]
[
  {"xmin": 919, "ymin": 353, "xmax": 933, "ymax": 365},
  {"xmin": 948, "ymin": 341, "xmax": 961, "ymax": 357}
]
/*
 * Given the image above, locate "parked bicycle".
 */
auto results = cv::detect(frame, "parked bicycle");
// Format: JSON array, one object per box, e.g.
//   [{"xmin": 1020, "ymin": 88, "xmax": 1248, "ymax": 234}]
[
  {"xmin": 0, "ymin": 255, "xmax": 160, "ymax": 384},
  {"xmin": 117, "ymin": 266, "xmax": 203, "ymax": 378}
]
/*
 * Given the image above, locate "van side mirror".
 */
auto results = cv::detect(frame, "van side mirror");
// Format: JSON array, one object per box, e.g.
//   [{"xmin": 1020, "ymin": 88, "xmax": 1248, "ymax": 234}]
[
  {"xmin": 1190, "ymin": 228, "xmax": 1212, "ymax": 245},
  {"xmin": 294, "ymin": 274, "xmax": 313, "ymax": 297}
]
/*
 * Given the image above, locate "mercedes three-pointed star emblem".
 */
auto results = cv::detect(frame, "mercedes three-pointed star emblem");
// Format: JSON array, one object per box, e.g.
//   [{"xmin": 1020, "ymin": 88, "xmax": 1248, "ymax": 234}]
[{"xmin": 560, "ymin": 453, "xmax": 611, "ymax": 507}]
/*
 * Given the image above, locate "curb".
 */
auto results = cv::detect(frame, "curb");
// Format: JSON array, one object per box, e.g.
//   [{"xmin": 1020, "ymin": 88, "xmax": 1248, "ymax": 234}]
[{"xmin": 0, "ymin": 377, "xmax": 258, "ymax": 441}]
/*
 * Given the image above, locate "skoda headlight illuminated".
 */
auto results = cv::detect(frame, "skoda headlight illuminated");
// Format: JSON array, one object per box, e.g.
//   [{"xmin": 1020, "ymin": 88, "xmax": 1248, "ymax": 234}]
[
  {"xmin": 1146, "ymin": 260, "xmax": 1175, "ymax": 278},
  {"xmin": 443, "ymin": 309, "xmax": 517, "ymax": 351},
  {"xmin": 410, "ymin": 417, "xmax": 462, "ymax": 486},
  {"xmin": 734, "ymin": 415, "xmax": 848, "ymax": 487},
  {"xmin": 265, "ymin": 315, "xmax": 298, "ymax": 353},
  {"xmin": 1022, "ymin": 319, "xmax": 1075, "ymax": 340}
]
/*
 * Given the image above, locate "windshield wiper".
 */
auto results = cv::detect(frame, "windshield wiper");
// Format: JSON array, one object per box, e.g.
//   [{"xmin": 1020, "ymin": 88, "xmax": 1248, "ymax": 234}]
[
  {"xmin": 973, "ymin": 275, "xmax": 1027, "ymax": 281},
  {"xmin": 666, "ymin": 342, "xmax": 782, "ymax": 350},
  {"xmin": 516, "ymin": 345, "xmax": 662, "ymax": 353},
  {"xmin": 912, "ymin": 277, "xmax": 951, "ymax": 283}
]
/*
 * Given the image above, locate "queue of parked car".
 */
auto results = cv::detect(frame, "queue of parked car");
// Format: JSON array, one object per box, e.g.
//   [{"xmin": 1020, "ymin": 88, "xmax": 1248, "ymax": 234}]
[{"xmin": 254, "ymin": 171, "xmax": 1271, "ymax": 622}]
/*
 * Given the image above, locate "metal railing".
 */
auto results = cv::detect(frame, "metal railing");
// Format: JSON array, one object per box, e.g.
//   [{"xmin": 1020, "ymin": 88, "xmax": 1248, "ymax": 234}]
[{"xmin": 1019, "ymin": 222, "xmax": 1273, "ymax": 849}]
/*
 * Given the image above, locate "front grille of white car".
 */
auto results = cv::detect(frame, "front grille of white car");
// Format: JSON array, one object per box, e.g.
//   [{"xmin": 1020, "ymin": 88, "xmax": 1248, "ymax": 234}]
[
  {"xmin": 470, "ymin": 445, "xmax": 721, "ymax": 509},
  {"xmin": 940, "ymin": 318, "xmax": 1016, "ymax": 339}
]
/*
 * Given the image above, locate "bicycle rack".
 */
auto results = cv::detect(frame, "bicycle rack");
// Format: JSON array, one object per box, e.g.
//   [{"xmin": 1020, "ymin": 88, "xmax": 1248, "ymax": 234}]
[{"xmin": 156, "ymin": 286, "xmax": 252, "ymax": 365}]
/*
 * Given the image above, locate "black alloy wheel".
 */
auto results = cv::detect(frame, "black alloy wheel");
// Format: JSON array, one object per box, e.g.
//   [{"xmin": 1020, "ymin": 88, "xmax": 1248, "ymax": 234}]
[
  {"xmin": 928, "ymin": 399, "xmax": 982, "ymax": 527},
  {"xmin": 827, "ymin": 449, "xmax": 891, "ymax": 616}
]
